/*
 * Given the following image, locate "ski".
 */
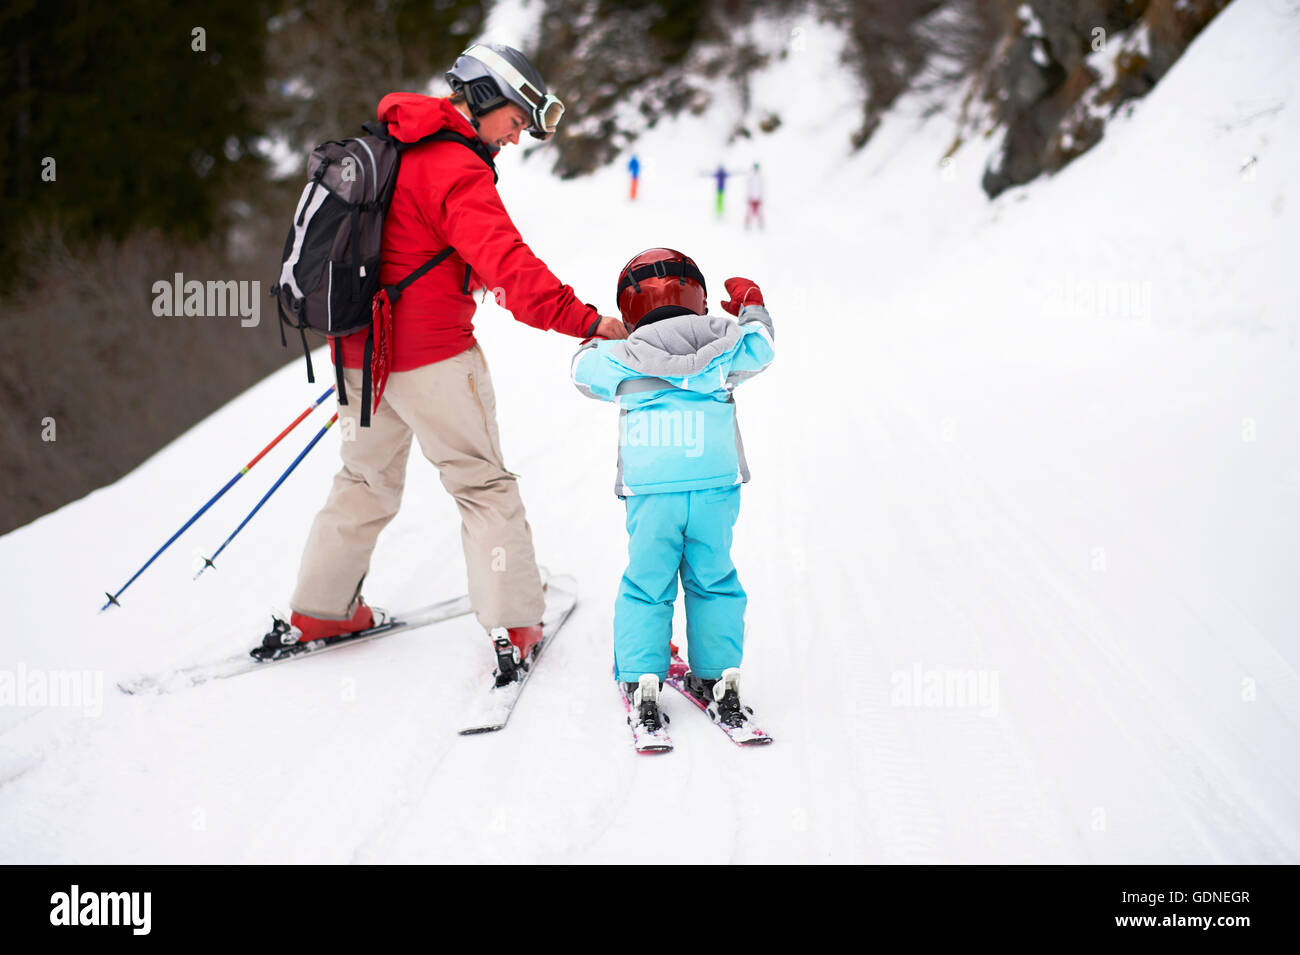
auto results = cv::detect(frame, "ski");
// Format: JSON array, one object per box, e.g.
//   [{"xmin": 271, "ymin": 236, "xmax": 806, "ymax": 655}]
[
  {"xmin": 619, "ymin": 674, "xmax": 673, "ymax": 754},
  {"xmin": 664, "ymin": 654, "xmax": 773, "ymax": 746},
  {"xmin": 458, "ymin": 574, "xmax": 578, "ymax": 735},
  {"xmin": 118, "ymin": 593, "xmax": 474, "ymax": 695}
]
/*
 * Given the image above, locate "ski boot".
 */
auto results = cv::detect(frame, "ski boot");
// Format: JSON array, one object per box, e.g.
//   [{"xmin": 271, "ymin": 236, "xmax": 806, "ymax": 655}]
[
  {"xmin": 624, "ymin": 673, "xmax": 669, "ymax": 734},
  {"xmin": 253, "ymin": 601, "xmax": 375, "ymax": 661},
  {"xmin": 289, "ymin": 601, "xmax": 374, "ymax": 643},
  {"xmin": 253, "ymin": 616, "xmax": 299, "ymax": 661},
  {"xmin": 490, "ymin": 624, "xmax": 543, "ymax": 687},
  {"xmin": 682, "ymin": 667, "xmax": 753, "ymax": 729}
]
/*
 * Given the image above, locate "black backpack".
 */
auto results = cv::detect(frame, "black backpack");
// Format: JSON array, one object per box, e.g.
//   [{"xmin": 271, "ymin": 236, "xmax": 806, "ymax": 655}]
[{"xmin": 272, "ymin": 120, "xmax": 497, "ymax": 425}]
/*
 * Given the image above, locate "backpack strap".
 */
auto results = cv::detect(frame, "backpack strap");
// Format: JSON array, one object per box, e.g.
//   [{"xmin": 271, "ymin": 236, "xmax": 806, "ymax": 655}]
[
  {"xmin": 273, "ymin": 286, "xmax": 288, "ymax": 349},
  {"xmin": 360, "ymin": 325, "xmax": 375, "ymax": 428},
  {"xmin": 333, "ymin": 338, "xmax": 347, "ymax": 406},
  {"xmin": 299, "ymin": 161, "xmax": 329, "ymax": 225},
  {"xmin": 276, "ymin": 293, "xmax": 316, "ymax": 384},
  {"xmin": 418, "ymin": 129, "xmax": 499, "ymax": 183},
  {"xmin": 302, "ymin": 328, "xmax": 316, "ymax": 384},
  {"xmin": 362, "ymin": 121, "xmax": 499, "ymax": 183},
  {"xmin": 387, "ymin": 246, "xmax": 458, "ymax": 303},
  {"xmin": 350, "ymin": 205, "xmax": 362, "ymax": 302}
]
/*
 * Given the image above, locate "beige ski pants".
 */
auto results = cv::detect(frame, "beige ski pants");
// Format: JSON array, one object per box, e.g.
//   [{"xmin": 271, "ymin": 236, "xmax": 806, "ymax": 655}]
[{"xmin": 291, "ymin": 344, "xmax": 545, "ymax": 630}]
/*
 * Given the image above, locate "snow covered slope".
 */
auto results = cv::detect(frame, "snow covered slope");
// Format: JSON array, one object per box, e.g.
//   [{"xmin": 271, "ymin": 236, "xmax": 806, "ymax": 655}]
[{"xmin": 1, "ymin": 0, "xmax": 1297, "ymax": 863}]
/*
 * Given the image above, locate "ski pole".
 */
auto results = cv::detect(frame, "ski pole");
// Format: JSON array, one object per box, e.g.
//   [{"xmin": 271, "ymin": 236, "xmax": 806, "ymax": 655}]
[
  {"xmin": 195, "ymin": 412, "xmax": 340, "ymax": 579},
  {"xmin": 101, "ymin": 386, "xmax": 336, "ymax": 611}
]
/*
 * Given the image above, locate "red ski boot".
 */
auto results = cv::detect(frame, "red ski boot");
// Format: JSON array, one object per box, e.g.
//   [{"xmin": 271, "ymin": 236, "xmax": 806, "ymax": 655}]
[
  {"xmin": 489, "ymin": 624, "xmax": 543, "ymax": 686},
  {"xmin": 290, "ymin": 600, "xmax": 374, "ymax": 643},
  {"xmin": 508, "ymin": 624, "xmax": 543, "ymax": 658}
]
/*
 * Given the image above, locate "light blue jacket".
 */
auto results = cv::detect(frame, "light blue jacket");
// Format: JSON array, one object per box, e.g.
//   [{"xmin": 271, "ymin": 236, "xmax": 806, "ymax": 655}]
[{"xmin": 571, "ymin": 305, "xmax": 774, "ymax": 497}]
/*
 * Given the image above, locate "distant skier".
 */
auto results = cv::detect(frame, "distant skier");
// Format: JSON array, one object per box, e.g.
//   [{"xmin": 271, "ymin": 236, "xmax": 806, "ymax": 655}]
[
  {"xmin": 702, "ymin": 164, "xmax": 746, "ymax": 218},
  {"xmin": 745, "ymin": 162, "xmax": 764, "ymax": 230},
  {"xmin": 570, "ymin": 249, "xmax": 774, "ymax": 744},
  {"xmin": 627, "ymin": 153, "xmax": 640, "ymax": 200}
]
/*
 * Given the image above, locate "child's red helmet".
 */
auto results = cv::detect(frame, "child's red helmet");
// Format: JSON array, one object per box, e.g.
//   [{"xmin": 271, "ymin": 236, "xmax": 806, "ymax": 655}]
[{"xmin": 616, "ymin": 248, "xmax": 707, "ymax": 331}]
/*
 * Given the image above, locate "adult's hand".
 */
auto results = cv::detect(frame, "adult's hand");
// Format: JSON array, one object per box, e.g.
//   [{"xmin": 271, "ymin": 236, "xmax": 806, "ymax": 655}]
[{"xmin": 593, "ymin": 314, "xmax": 629, "ymax": 340}]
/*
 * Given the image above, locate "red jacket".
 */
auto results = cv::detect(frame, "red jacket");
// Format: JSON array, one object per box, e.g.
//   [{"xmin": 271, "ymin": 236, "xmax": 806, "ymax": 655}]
[{"xmin": 336, "ymin": 94, "xmax": 599, "ymax": 370}]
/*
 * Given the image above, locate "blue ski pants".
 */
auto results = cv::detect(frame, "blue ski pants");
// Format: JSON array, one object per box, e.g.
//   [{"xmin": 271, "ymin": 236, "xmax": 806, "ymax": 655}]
[{"xmin": 613, "ymin": 485, "xmax": 746, "ymax": 682}]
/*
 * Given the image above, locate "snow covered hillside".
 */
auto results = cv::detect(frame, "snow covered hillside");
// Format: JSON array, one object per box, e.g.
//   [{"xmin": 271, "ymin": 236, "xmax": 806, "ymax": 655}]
[{"xmin": 1, "ymin": 0, "xmax": 1297, "ymax": 863}]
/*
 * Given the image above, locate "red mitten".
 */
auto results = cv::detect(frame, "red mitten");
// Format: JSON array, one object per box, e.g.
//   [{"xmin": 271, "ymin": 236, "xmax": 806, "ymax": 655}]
[{"xmin": 721, "ymin": 277, "xmax": 764, "ymax": 315}]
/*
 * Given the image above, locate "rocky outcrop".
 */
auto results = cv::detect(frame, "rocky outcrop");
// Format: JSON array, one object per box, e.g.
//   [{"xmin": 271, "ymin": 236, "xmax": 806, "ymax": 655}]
[{"xmin": 976, "ymin": 0, "xmax": 1232, "ymax": 197}]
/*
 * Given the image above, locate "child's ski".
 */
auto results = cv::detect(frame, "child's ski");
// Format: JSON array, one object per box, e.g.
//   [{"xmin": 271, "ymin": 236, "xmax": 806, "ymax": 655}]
[
  {"xmin": 118, "ymin": 593, "xmax": 474, "ymax": 695},
  {"xmin": 459, "ymin": 574, "xmax": 578, "ymax": 735},
  {"xmin": 664, "ymin": 654, "xmax": 773, "ymax": 746},
  {"xmin": 619, "ymin": 674, "xmax": 673, "ymax": 754}
]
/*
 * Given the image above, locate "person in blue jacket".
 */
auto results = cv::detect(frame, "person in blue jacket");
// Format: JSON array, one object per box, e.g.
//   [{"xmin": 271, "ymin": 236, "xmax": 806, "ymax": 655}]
[
  {"xmin": 627, "ymin": 153, "xmax": 641, "ymax": 200},
  {"xmin": 701, "ymin": 164, "xmax": 746, "ymax": 217},
  {"xmin": 570, "ymin": 248, "xmax": 774, "ymax": 727}
]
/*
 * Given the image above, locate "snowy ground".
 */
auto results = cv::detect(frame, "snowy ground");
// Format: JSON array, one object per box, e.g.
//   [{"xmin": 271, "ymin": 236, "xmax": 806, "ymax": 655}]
[{"xmin": 2, "ymin": 0, "xmax": 1297, "ymax": 863}]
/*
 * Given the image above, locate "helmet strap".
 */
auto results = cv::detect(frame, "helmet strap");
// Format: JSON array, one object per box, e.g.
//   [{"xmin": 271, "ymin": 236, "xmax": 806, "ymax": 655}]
[
  {"xmin": 618, "ymin": 259, "xmax": 707, "ymax": 298},
  {"xmin": 465, "ymin": 77, "xmax": 508, "ymax": 128},
  {"xmin": 457, "ymin": 101, "xmax": 481, "ymax": 131}
]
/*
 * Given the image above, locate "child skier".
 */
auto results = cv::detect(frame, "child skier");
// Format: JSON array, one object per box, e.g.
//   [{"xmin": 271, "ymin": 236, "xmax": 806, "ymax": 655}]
[{"xmin": 570, "ymin": 248, "xmax": 774, "ymax": 746}]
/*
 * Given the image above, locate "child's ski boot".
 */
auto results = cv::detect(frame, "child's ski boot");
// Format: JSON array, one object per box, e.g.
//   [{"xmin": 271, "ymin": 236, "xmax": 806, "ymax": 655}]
[{"xmin": 623, "ymin": 673, "xmax": 673, "ymax": 753}]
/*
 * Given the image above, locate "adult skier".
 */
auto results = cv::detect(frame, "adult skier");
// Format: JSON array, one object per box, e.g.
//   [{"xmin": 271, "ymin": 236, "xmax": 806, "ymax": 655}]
[{"xmin": 282, "ymin": 43, "xmax": 625, "ymax": 676}]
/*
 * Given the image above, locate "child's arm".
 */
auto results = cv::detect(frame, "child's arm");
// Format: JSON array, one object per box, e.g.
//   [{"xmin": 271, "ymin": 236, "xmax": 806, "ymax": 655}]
[
  {"xmin": 720, "ymin": 278, "xmax": 774, "ymax": 387},
  {"xmin": 570, "ymin": 340, "xmax": 624, "ymax": 402},
  {"xmin": 725, "ymin": 305, "xmax": 774, "ymax": 388}
]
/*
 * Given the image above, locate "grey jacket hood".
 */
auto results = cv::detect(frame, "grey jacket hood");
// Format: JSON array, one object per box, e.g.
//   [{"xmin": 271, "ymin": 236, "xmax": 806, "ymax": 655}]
[{"xmin": 609, "ymin": 314, "xmax": 743, "ymax": 379}]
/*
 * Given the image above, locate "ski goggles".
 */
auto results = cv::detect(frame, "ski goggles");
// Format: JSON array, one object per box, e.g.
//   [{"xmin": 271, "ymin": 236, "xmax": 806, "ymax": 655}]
[{"xmin": 462, "ymin": 44, "xmax": 565, "ymax": 140}]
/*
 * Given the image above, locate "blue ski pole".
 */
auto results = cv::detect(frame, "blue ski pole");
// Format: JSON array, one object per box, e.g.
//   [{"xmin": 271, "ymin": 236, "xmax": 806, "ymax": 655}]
[
  {"xmin": 102, "ymin": 386, "xmax": 336, "ymax": 610},
  {"xmin": 195, "ymin": 412, "xmax": 340, "ymax": 578}
]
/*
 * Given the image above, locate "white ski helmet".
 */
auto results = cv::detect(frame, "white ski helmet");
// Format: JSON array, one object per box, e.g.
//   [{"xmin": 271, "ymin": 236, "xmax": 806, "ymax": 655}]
[{"xmin": 446, "ymin": 42, "xmax": 564, "ymax": 141}]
